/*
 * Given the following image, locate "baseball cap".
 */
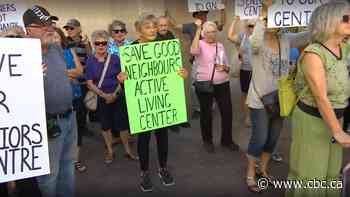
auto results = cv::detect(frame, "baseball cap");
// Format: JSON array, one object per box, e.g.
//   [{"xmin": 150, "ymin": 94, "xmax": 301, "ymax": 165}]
[
  {"xmin": 63, "ymin": 19, "xmax": 81, "ymax": 29},
  {"xmin": 22, "ymin": 5, "xmax": 58, "ymax": 27},
  {"xmin": 192, "ymin": 11, "xmax": 209, "ymax": 18}
]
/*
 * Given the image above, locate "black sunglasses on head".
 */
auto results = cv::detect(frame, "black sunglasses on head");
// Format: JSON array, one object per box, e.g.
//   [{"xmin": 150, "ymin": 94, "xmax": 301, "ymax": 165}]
[
  {"xmin": 112, "ymin": 29, "xmax": 126, "ymax": 34},
  {"xmin": 343, "ymin": 15, "xmax": 350, "ymax": 23},
  {"xmin": 94, "ymin": 41, "xmax": 108, "ymax": 46}
]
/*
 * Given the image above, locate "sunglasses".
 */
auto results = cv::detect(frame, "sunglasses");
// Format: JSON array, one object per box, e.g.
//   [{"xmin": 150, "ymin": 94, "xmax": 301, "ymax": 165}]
[
  {"xmin": 64, "ymin": 27, "xmax": 75, "ymax": 31},
  {"xmin": 247, "ymin": 24, "xmax": 255, "ymax": 28},
  {"xmin": 94, "ymin": 41, "xmax": 108, "ymax": 46},
  {"xmin": 112, "ymin": 29, "xmax": 126, "ymax": 34},
  {"xmin": 342, "ymin": 15, "xmax": 350, "ymax": 23},
  {"xmin": 5, "ymin": 35, "xmax": 23, "ymax": 38}
]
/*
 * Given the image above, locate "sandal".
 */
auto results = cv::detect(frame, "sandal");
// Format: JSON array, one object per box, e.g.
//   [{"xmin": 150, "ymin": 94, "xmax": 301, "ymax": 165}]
[
  {"xmin": 104, "ymin": 151, "xmax": 114, "ymax": 164},
  {"xmin": 124, "ymin": 153, "xmax": 139, "ymax": 161},
  {"xmin": 75, "ymin": 161, "xmax": 87, "ymax": 173},
  {"xmin": 246, "ymin": 177, "xmax": 262, "ymax": 193}
]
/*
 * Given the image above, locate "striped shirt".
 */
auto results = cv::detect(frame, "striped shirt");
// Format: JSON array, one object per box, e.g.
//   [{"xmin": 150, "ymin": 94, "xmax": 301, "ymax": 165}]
[{"xmin": 68, "ymin": 36, "xmax": 90, "ymax": 66}]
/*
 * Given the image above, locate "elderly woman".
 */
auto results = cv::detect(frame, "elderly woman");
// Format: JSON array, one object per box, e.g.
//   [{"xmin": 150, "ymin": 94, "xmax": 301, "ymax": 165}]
[
  {"xmin": 117, "ymin": 14, "xmax": 188, "ymax": 192},
  {"xmin": 191, "ymin": 20, "xmax": 238, "ymax": 153},
  {"xmin": 85, "ymin": 30, "xmax": 137, "ymax": 164},
  {"xmin": 228, "ymin": 16, "xmax": 255, "ymax": 127},
  {"xmin": 107, "ymin": 20, "xmax": 132, "ymax": 55},
  {"xmin": 286, "ymin": 2, "xmax": 350, "ymax": 197},
  {"xmin": 244, "ymin": 4, "xmax": 310, "ymax": 193}
]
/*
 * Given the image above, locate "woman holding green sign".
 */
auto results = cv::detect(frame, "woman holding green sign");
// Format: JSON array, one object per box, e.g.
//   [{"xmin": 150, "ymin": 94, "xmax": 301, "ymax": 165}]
[{"xmin": 117, "ymin": 14, "xmax": 188, "ymax": 193}]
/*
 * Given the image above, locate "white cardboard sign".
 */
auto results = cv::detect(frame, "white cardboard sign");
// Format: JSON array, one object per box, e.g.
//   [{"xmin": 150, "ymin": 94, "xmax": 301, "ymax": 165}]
[
  {"xmin": 188, "ymin": 0, "xmax": 225, "ymax": 12},
  {"xmin": 0, "ymin": 38, "xmax": 50, "ymax": 183},
  {"xmin": 0, "ymin": 1, "xmax": 27, "ymax": 32},
  {"xmin": 235, "ymin": 0, "xmax": 263, "ymax": 19},
  {"xmin": 268, "ymin": 0, "xmax": 328, "ymax": 28}
]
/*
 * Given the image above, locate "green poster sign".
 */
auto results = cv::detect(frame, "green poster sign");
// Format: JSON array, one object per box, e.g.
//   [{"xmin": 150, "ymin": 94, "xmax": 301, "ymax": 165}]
[{"xmin": 119, "ymin": 39, "xmax": 188, "ymax": 134}]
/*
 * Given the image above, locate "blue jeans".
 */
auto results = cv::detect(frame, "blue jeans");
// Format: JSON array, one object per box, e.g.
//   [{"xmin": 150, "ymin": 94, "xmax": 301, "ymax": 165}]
[
  {"xmin": 37, "ymin": 112, "xmax": 77, "ymax": 197},
  {"xmin": 247, "ymin": 108, "xmax": 283, "ymax": 159}
]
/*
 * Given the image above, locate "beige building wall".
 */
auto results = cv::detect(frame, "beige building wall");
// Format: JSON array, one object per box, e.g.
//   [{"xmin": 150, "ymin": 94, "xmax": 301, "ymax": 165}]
[
  {"xmin": 23, "ymin": 0, "xmax": 239, "ymax": 115},
  {"xmin": 25, "ymin": 0, "xmax": 238, "ymax": 69}
]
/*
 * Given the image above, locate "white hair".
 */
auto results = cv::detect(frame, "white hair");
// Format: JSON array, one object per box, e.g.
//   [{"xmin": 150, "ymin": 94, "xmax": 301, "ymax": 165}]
[
  {"xmin": 91, "ymin": 30, "xmax": 109, "ymax": 43},
  {"xmin": 309, "ymin": 1, "xmax": 350, "ymax": 43},
  {"xmin": 201, "ymin": 21, "xmax": 217, "ymax": 38}
]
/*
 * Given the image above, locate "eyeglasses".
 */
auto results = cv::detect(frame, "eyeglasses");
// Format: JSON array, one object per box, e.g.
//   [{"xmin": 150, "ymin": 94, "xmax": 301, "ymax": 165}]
[
  {"xmin": 247, "ymin": 24, "xmax": 255, "ymax": 28},
  {"xmin": 342, "ymin": 15, "xmax": 350, "ymax": 23},
  {"xmin": 206, "ymin": 30, "xmax": 217, "ymax": 34},
  {"xmin": 112, "ymin": 29, "xmax": 126, "ymax": 34},
  {"xmin": 65, "ymin": 27, "xmax": 75, "ymax": 31},
  {"xmin": 5, "ymin": 35, "xmax": 23, "ymax": 38},
  {"xmin": 94, "ymin": 41, "xmax": 108, "ymax": 46}
]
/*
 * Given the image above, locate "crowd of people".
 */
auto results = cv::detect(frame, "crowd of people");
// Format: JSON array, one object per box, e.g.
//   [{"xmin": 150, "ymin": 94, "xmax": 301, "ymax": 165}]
[{"xmin": 1, "ymin": 1, "xmax": 350, "ymax": 197}]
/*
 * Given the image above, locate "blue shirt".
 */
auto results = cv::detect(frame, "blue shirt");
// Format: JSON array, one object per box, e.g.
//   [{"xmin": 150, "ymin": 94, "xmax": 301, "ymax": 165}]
[
  {"xmin": 43, "ymin": 44, "xmax": 73, "ymax": 114},
  {"xmin": 107, "ymin": 38, "xmax": 132, "ymax": 56},
  {"xmin": 289, "ymin": 48, "xmax": 300, "ymax": 65},
  {"xmin": 63, "ymin": 49, "xmax": 82, "ymax": 99},
  {"xmin": 238, "ymin": 33, "xmax": 253, "ymax": 71}
]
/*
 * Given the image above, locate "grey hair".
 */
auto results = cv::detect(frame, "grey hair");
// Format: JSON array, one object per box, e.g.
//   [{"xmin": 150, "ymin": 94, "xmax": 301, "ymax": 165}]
[
  {"xmin": 201, "ymin": 21, "xmax": 217, "ymax": 37},
  {"xmin": 134, "ymin": 13, "xmax": 157, "ymax": 32},
  {"xmin": 157, "ymin": 16, "xmax": 169, "ymax": 24},
  {"xmin": 309, "ymin": 1, "xmax": 350, "ymax": 43},
  {"xmin": 91, "ymin": 30, "xmax": 109, "ymax": 43},
  {"xmin": 109, "ymin": 20, "xmax": 127, "ymax": 34}
]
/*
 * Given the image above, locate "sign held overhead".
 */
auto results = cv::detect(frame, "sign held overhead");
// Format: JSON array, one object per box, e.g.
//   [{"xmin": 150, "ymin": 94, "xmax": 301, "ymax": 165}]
[
  {"xmin": 268, "ymin": 0, "xmax": 328, "ymax": 28},
  {"xmin": 188, "ymin": 0, "xmax": 225, "ymax": 12}
]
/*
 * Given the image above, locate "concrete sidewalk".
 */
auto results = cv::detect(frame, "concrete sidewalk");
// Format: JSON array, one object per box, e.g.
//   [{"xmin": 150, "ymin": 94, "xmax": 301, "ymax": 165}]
[{"xmin": 76, "ymin": 79, "xmax": 350, "ymax": 197}]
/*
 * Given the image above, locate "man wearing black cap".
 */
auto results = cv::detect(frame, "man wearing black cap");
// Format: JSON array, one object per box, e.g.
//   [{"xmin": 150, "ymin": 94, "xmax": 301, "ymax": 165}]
[{"xmin": 23, "ymin": 5, "xmax": 77, "ymax": 197}]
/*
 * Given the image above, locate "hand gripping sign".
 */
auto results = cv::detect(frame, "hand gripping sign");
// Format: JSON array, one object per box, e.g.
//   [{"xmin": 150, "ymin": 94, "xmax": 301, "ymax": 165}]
[{"xmin": 0, "ymin": 38, "xmax": 50, "ymax": 183}]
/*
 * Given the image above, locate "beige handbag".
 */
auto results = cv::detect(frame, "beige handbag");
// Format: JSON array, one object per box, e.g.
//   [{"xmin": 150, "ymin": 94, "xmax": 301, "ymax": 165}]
[{"xmin": 84, "ymin": 54, "xmax": 111, "ymax": 111}]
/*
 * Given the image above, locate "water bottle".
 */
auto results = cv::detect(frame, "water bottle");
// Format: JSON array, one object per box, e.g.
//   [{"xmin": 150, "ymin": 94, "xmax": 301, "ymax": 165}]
[{"xmin": 215, "ymin": 50, "xmax": 225, "ymax": 66}]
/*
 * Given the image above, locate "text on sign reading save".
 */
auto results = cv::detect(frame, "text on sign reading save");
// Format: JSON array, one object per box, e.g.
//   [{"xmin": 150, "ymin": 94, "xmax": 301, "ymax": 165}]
[
  {"xmin": 121, "ymin": 40, "xmax": 182, "ymax": 131},
  {"xmin": 0, "ymin": 53, "xmax": 44, "ymax": 175}
]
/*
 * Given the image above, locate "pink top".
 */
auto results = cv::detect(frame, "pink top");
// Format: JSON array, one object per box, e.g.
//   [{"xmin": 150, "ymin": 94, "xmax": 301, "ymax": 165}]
[{"xmin": 191, "ymin": 40, "xmax": 230, "ymax": 84}]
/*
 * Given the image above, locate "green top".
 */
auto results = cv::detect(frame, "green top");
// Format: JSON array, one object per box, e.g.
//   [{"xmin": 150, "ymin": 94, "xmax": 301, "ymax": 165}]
[{"xmin": 295, "ymin": 42, "xmax": 350, "ymax": 109}]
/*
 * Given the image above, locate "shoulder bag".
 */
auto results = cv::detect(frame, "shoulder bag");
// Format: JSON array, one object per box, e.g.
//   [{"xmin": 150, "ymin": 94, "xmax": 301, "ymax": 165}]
[
  {"xmin": 84, "ymin": 54, "xmax": 111, "ymax": 111},
  {"xmin": 193, "ymin": 43, "xmax": 218, "ymax": 93}
]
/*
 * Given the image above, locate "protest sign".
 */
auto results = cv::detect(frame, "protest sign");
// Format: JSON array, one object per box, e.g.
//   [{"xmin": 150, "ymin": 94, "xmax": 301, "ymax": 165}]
[
  {"xmin": 0, "ymin": 38, "xmax": 50, "ymax": 183},
  {"xmin": 120, "ymin": 39, "xmax": 188, "ymax": 134},
  {"xmin": 188, "ymin": 0, "xmax": 225, "ymax": 12},
  {"xmin": 0, "ymin": 1, "xmax": 27, "ymax": 32},
  {"xmin": 268, "ymin": 0, "xmax": 328, "ymax": 28},
  {"xmin": 235, "ymin": 0, "xmax": 262, "ymax": 19}
]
